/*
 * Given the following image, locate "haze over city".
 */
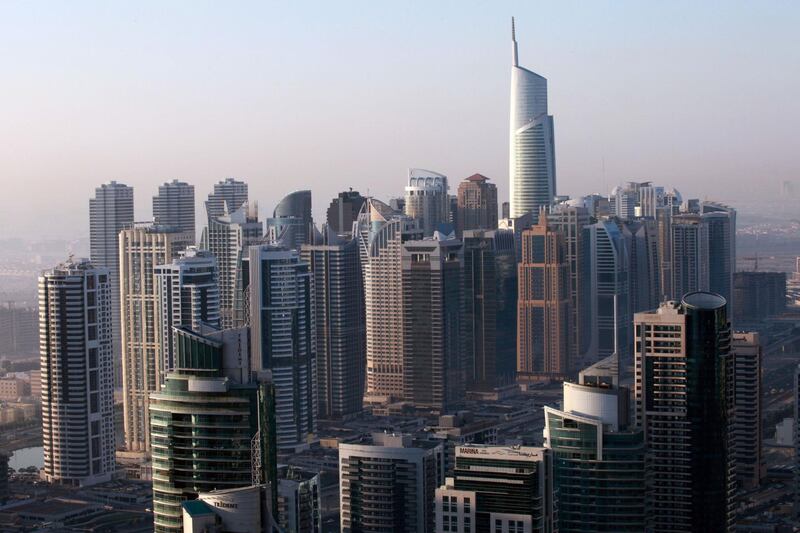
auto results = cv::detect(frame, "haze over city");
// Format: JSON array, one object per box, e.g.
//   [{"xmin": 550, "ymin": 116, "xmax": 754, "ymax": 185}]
[{"xmin": 1, "ymin": 1, "xmax": 798, "ymax": 240}]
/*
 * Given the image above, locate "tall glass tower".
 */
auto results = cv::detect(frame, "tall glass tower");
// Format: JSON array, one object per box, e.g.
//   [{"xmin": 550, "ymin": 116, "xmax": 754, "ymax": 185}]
[{"xmin": 509, "ymin": 17, "xmax": 556, "ymax": 220}]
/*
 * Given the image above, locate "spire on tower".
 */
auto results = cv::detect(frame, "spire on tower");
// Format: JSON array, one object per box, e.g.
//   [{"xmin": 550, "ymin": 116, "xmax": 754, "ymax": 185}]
[
  {"xmin": 512, "ymin": 16, "xmax": 516, "ymax": 41},
  {"xmin": 511, "ymin": 16, "xmax": 519, "ymax": 66}
]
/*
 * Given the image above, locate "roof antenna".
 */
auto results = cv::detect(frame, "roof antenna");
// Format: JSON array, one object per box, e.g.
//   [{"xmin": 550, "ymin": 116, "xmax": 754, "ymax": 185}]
[{"xmin": 511, "ymin": 17, "xmax": 519, "ymax": 67}]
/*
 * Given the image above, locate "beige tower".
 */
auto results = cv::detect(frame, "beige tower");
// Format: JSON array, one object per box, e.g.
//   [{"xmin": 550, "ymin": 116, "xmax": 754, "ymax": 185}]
[{"xmin": 119, "ymin": 224, "xmax": 193, "ymax": 453}]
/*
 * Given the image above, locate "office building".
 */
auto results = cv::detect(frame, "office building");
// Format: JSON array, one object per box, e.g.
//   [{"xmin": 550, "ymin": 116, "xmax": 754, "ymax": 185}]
[
  {"xmin": 153, "ymin": 179, "xmax": 195, "ymax": 235},
  {"xmin": 207, "ymin": 202, "xmax": 262, "ymax": 329},
  {"xmin": 39, "ymin": 258, "xmax": 115, "ymax": 487},
  {"xmin": 205, "ymin": 177, "xmax": 248, "ymax": 220},
  {"xmin": 731, "ymin": 332, "xmax": 764, "ymax": 491},
  {"xmin": 301, "ymin": 228, "xmax": 365, "ymax": 420},
  {"xmin": 435, "ymin": 444, "xmax": 553, "ymax": 533},
  {"xmin": 150, "ymin": 326, "xmax": 274, "ymax": 533},
  {"xmin": 182, "ymin": 485, "xmax": 273, "ymax": 533},
  {"xmin": 0, "ymin": 302, "xmax": 38, "ymax": 358},
  {"xmin": 509, "ymin": 18, "xmax": 556, "ymax": 220},
  {"xmin": 584, "ymin": 220, "xmax": 631, "ymax": 365},
  {"xmin": 517, "ymin": 218, "xmax": 571, "ymax": 378},
  {"xmin": 548, "ymin": 202, "xmax": 590, "ymax": 361},
  {"xmin": 634, "ymin": 293, "xmax": 734, "ymax": 532},
  {"xmin": 119, "ymin": 224, "xmax": 194, "ymax": 453},
  {"xmin": 544, "ymin": 355, "xmax": 645, "ymax": 531},
  {"xmin": 621, "ymin": 218, "xmax": 661, "ymax": 313},
  {"xmin": 249, "ymin": 245, "xmax": 316, "ymax": 451},
  {"xmin": 402, "ymin": 235, "xmax": 464, "ymax": 410},
  {"xmin": 656, "ymin": 206, "xmax": 673, "ymax": 302},
  {"xmin": 326, "ymin": 189, "xmax": 366, "ymax": 236},
  {"xmin": 462, "ymin": 229, "xmax": 517, "ymax": 389},
  {"xmin": 357, "ymin": 199, "xmax": 422, "ymax": 402},
  {"xmin": 456, "ymin": 174, "xmax": 498, "ymax": 237},
  {"xmin": 339, "ymin": 433, "xmax": 444, "ymax": 533},
  {"xmin": 89, "ymin": 180, "xmax": 134, "ymax": 385},
  {"xmin": 154, "ymin": 247, "xmax": 220, "ymax": 379},
  {"xmin": 670, "ymin": 214, "xmax": 707, "ymax": 300},
  {"xmin": 702, "ymin": 202, "xmax": 736, "ymax": 310},
  {"xmin": 267, "ymin": 190, "xmax": 315, "ymax": 250},
  {"xmin": 403, "ymin": 168, "xmax": 449, "ymax": 236},
  {"xmin": 733, "ymin": 271, "xmax": 787, "ymax": 323}
]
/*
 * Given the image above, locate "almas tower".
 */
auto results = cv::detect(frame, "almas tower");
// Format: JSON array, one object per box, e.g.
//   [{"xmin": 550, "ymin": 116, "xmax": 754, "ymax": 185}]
[{"xmin": 509, "ymin": 17, "xmax": 556, "ymax": 220}]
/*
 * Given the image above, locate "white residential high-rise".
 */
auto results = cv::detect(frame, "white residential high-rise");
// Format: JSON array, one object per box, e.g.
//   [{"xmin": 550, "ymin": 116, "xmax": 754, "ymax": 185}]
[
  {"xmin": 39, "ymin": 258, "xmax": 115, "ymax": 486},
  {"xmin": 403, "ymin": 169, "xmax": 449, "ymax": 236},
  {"xmin": 248, "ymin": 244, "xmax": 316, "ymax": 451},
  {"xmin": 205, "ymin": 178, "xmax": 248, "ymax": 221},
  {"xmin": 153, "ymin": 179, "xmax": 196, "ymax": 236},
  {"xmin": 119, "ymin": 224, "xmax": 194, "ymax": 453},
  {"xmin": 154, "ymin": 247, "xmax": 220, "ymax": 379},
  {"xmin": 509, "ymin": 17, "xmax": 556, "ymax": 220},
  {"xmin": 207, "ymin": 202, "xmax": 262, "ymax": 329},
  {"xmin": 89, "ymin": 181, "xmax": 134, "ymax": 386}
]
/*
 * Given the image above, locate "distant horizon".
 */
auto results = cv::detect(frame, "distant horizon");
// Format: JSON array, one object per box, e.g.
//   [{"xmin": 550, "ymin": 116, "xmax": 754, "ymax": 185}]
[{"xmin": 1, "ymin": 1, "xmax": 798, "ymax": 240}]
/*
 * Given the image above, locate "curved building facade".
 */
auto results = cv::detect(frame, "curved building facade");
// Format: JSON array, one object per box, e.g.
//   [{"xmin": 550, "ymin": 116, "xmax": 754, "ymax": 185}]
[
  {"xmin": 404, "ymin": 169, "xmax": 449, "ymax": 237},
  {"xmin": 509, "ymin": 18, "xmax": 556, "ymax": 220}
]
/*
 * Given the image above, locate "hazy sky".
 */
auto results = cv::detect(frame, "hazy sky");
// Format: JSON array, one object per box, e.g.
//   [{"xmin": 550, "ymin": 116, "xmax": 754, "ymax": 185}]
[{"xmin": 1, "ymin": 1, "xmax": 798, "ymax": 240}]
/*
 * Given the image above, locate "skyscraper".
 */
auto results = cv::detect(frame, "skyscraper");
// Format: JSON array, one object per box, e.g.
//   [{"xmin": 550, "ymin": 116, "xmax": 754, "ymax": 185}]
[
  {"xmin": 518, "ymin": 218, "xmax": 572, "ymax": 378},
  {"xmin": 248, "ymin": 244, "xmax": 316, "ymax": 451},
  {"xmin": 207, "ymin": 202, "xmax": 262, "ymax": 329},
  {"xmin": 544, "ymin": 355, "xmax": 645, "ymax": 531},
  {"xmin": 301, "ymin": 227, "xmax": 365, "ymax": 420},
  {"xmin": 119, "ymin": 224, "xmax": 194, "ymax": 453},
  {"xmin": 702, "ymin": 201, "xmax": 736, "ymax": 312},
  {"xmin": 584, "ymin": 219, "xmax": 631, "ymax": 364},
  {"xmin": 462, "ymin": 229, "xmax": 517, "ymax": 389},
  {"xmin": 205, "ymin": 177, "xmax": 248, "ymax": 221},
  {"xmin": 620, "ymin": 218, "xmax": 661, "ymax": 313},
  {"xmin": 435, "ymin": 444, "xmax": 553, "ymax": 533},
  {"xmin": 339, "ymin": 433, "xmax": 444, "ymax": 533},
  {"xmin": 154, "ymin": 247, "xmax": 220, "ymax": 379},
  {"xmin": 150, "ymin": 326, "xmax": 272, "ymax": 533},
  {"xmin": 267, "ymin": 190, "xmax": 315, "ymax": 250},
  {"xmin": 326, "ymin": 189, "xmax": 366, "ymax": 236},
  {"xmin": 403, "ymin": 169, "xmax": 450, "ymax": 236},
  {"xmin": 731, "ymin": 332, "xmax": 763, "ymax": 491},
  {"xmin": 509, "ymin": 18, "xmax": 556, "ymax": 220},
  {"xmin": 456, "ymin": 174, "xmax": 498, "ymax": 237},
  {"xmin": 39, "ymin": 258, "xmax": 115, "ymax": 487},
  {"xmin": 402, "ymin": 235, "xmax": 464, "ymax": 410},
  {"xmin": 357, "ymin": 199, "xmax": 422, "ymax": 402},
  {"xmin": 89, "ymin": 180, "xmax": 134, "ymax": 385},
  {"xmin": 670, "ymin": 213, "xmax": 706, "ymax": 300},
  {"xmin": 153, "ymin": 179, "xmax": 195, "ymax": 236},
  {"xmin": 634, "ymin": 293, "xmax": 734, "ymax": 532}
]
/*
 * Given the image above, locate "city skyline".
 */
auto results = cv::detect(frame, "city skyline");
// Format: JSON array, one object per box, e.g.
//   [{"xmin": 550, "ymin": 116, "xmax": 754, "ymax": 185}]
[{"xmin": 1, "ymin": 2, "xmax": 799, "ymax": 240}]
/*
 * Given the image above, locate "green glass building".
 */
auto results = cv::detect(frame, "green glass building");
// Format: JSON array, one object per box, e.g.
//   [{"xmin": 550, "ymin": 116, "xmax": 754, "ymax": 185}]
[{"xmin": 150, "ymin": 327, "xmax": 276, "ymax": 533}]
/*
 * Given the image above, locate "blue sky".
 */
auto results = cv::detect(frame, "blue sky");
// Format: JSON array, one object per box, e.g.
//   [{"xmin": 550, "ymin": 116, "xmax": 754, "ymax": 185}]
[{"xmin": 1, "ymin": 1, "xmax": 798, "ymax": 239}]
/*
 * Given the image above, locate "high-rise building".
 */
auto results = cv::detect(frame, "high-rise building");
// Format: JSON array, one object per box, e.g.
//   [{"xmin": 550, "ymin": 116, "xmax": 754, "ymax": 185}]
[
  {"xmin": 357, "ymin": 199, "xmax": 422, "ymax": 402},
  {"xmin": 89, "ymin": 180, "xmax": 134, "ymax": 385},
  {"xmin": 733, "ymin": 271, "xmax": 787, "ymax": 323},
  {"xmin": 402, "ymin": 236, "xmax": 464, "ymax": 410},
  {"xmin": 277, "ymin": 466, "xmax": 322, "ymax": 533},
  {"xmin": 207, "ymin": 202, "xmax": 262, "ymax": 329},
  {"xmin": 249, "ymin": 245, "xmax": 316, "ymax": 451},
  {"xmin": 620, "ymin": 218, "xmax": 661, "ymax": 313},
  {"xmin": 702, "ymin": 202, "xmax": 736, "ymax": 311},
  {"xmin": 462, "ymin": 229, "xmax": 517, "ymax": 389},
  {"xmin": 0, "ymin": 302, "xmax": 38, "ymax": 358},
  {"xmin": 656, "ymin": 206, "xmax": 673, "ymax": 301},
  {"xmin": 509, "ymin": 18, "xmax": 556, "ymax": 220},
  {"xmin": 150, "ymin": 326, "xmax": 274, "ymax": 533},
  {"xmin": 634, "ymin": 293, "xmax": 734, "ymax": 532},
  {"xmin": 731, "ymin": 332, "xmax": 764, "ymax": 491},
  {"xmin": 404, "ymin": 169, "xmax": 449, "ymax": 237},
  {"xmin": 339, "ymin": 433, "xmax": 444, "ymax": 533},
  {"xmin": 153, "ymin": 179, "xmax": 195, "ymax": 236},
  {"xmin": 0, "ymin": 454, "xmax": 8, "ymax": 503},
  {"xmin": 119, "ymin": 224, "xmax": 194, "ymax": 453},
  {"xmin": 267, "ymin": 190, "xmax": 315, "ymax": 250},
  {"xmin": 544, "ymin": 355, "xmax": 645, "ymax": 532},
  {"xmin": 456, "ymin": 174, "xmax": 498, "ymax": 237},
  {"xmin": 301, "ymin": 227, "xmax": 365, "ymax": 420},
  {"xmin": 548, "ymin": 203, "xmax": 590, "ymax": 362},
  {"xmin": 154, "ymin": 247, "xmax": 220, "ymax": 379},
  {"xmin": 794, "ymin": 364, "xmax": 800, "ymax": 519},
  {"xmin": 326, "ymin": 189, "xmax": 366, "ymax": 236},
  {"xmin": 39, "ymin": 258, "xmax": 115, "ymax": 486},
  {"xmin": 517, "ymin": 218, "xmax": 572, "ymax": 378},
  {"xmin": 205, "ymin": 178, "xmax": 248, "ymax": 221},
  {"xmin": 670, "ymin": 213, "xmax": 706, "ymax": 300},
  {"xmin": 435, "ymin": 444, "xmax": 553, "ymax": 533},
  {"xmin": 584, "ymin": 220, "xmax": 631, "ymax": 365}
]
